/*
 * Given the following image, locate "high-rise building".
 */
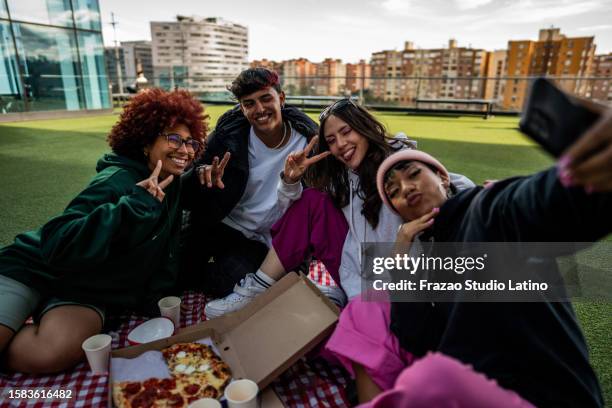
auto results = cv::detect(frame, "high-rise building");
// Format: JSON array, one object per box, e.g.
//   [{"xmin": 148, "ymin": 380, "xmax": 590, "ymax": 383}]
[
  {"xmin": 122, "ymin": 41, "xmax": 153, "ymax": 81},
  {"xmin": 590, "ymin": 53, "xmax": 612, "ymax": 103},
  {"xmin": 151, "ymin": 16, "xmax": 248, "ymax": 94},
  {"xmin": 370, "ymin": 49, "xmax": 402, "ymax": 102},
  {"xmin": 400, "ymin": 44, "xmax": 443, "ymax": 103},
  {"xmin": 345, "ymin": 60, "xmax": 371, "ymax": 93},
  {"xmin": 314, "ymin": 58, "xmax": 346, "ymax": 96},
  {"xmin": 483, "ymin": 50, "xmax": 507, "ymax": 103},
  {"xmin": 281, "ymin": 58, "xmax": 316, "ymax": 94},
  {"xmin": 0, "ymin": 0, "xmax": 110, "ymax": 115},
  {"xmin": 444, "ymin": 40, "xmax": 487, "ymax": 99},
  {"xmin": 503, "ymin": 28, "xmax": 596, "ymax": 110}
]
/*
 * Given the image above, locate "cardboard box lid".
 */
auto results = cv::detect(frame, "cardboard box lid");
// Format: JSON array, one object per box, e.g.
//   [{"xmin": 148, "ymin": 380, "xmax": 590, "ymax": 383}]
[{"xmin": 112, "ymin": 273, "xmax": 339, "ymax": 391}]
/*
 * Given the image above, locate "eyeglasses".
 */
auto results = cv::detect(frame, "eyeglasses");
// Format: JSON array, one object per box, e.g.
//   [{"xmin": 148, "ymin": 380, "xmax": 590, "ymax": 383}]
[
  {"xmin": 164, "ymin": 133, "xmax": 202, "ymax": 152},
  {"xmin": 319, "ymin": 98, "xmax": 358, "ymax": 121}
]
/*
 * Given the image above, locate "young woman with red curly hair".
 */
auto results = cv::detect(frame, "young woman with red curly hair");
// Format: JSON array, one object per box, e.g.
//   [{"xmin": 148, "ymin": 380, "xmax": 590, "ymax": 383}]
[{"xmin": 0, "ymin": 89, "xmax": 209, "ymax": 374}]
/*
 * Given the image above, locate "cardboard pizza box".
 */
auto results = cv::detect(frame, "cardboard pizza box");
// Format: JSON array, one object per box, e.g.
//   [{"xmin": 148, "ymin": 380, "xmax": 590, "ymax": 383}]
[
  {"xmin": 109, "ymin": 272, "xmax": 339, "ymax": 406},
  {"xmin": 261, "ymin": 386, "xmax": 285, "ymax": 407}
]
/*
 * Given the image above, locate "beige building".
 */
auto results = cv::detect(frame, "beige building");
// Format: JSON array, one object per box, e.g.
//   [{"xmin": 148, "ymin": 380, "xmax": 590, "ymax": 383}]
[
  {"xmin": 400, "ymin": 44, "xmax": 444, "ymax": 103},
  {"xmin": 314, "ymin": 58, "xmax": 346, "ymax": 96},
  {"xmin": 280, "ymin": 58, "xmax": 317, "ymax": 94},
  {"xmin": 590, "ymin": 53, "xmax": 612, "ymax": 103},
  {"xmin": 483, "ymin": 50, "xmax": 507, "ymax": 103},
  {"xmin": 372, "ymin": 39, "xmax": 488, "ymax": 105},
  {"xmin": 503, "ymin": 28, "xmax": 596, "ymax": 110},
  {"xmin": 371, "ymin": 49, "xmax": 403, "ymax": 102},
  {"xmin": 151, "ymin": 16, "xmax": 248, "ymax": 94},
  {"xmin": 250, "ymin": 59, "xmax": 282, "ymax": 73},
  {"xmin": 345, "ymin": 60, "xmax": 371, "ymax": 93},
  {"xmin": 437, "ymin": 39, "xmax": 488, "ymax": 100}
]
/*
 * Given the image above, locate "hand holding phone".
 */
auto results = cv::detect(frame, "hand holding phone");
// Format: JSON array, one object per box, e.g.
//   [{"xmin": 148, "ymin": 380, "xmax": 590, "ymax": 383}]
[
  {"xmin": 520, "ymin": 78, "xmax": 612, "ymax": 192},
  {"xmin": 519, "ymin": 78, "xmax": 600, "ymax": 157},
  {"xmin": 561, "ymin": 109, "xmax": 612, "ymax": 192}
]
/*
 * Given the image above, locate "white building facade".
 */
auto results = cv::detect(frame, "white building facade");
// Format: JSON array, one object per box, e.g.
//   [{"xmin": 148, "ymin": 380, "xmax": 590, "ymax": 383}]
[{"xmin": 151, "ymin": 16, "xmax": 248, "ymax": 95}]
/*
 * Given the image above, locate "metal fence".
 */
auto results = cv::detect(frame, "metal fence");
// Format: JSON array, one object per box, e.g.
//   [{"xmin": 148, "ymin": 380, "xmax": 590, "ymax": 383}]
[{"xmin": 110, "ymin": 75, "xmax": 612, "ymax": 114}]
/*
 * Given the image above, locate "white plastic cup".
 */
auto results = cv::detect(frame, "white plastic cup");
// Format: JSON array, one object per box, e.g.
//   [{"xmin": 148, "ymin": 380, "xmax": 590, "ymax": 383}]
[
  {"xmin": 187, "ymin": 398, "xmax": 222, "ymax": 408},
  {"xmin": 158, "ymin": 296, "xmax": 181, "ymax": 328},
  {"xmin": 224, "ymin": 379, "xmax": 259, "ymax": 408},
  {"xmin": 81, "ymin": 334, "xmax": 112, "ymax": 375}
]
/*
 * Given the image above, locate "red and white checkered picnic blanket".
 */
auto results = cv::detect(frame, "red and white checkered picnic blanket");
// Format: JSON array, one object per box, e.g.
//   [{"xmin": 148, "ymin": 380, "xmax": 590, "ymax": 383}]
[{"xmin": 0, "ymin": 264, "xmax": 351, "ymax": 408}]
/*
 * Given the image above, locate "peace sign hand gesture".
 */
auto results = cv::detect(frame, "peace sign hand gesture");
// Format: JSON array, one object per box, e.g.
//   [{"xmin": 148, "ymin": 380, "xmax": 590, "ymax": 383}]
[
  {"xmin": 283, "ymin": 136, "xmax": 331, "ymax": 184},
  {"xmin": 197, "ymin": 151, "xmax": 231, "ymax": 189},
  {"xmin": 136, "ymin": 160, "xmax": 174, "ymax": 202}
]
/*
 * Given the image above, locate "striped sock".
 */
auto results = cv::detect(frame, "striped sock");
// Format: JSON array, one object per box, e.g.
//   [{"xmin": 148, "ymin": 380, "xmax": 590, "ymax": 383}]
[{"xmin": 253, "ymin": 269, "xmax": 276, "ymax": 289}]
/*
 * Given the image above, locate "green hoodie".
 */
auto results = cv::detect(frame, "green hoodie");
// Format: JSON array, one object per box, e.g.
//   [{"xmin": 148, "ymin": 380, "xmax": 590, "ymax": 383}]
[{"xmin": 0, "ymin": 153, "xmax": 183, "ymax": 313}]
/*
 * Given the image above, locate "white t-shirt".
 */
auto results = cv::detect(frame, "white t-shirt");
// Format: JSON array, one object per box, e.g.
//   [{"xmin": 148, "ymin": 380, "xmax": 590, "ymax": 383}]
[{"xmin": 222, "ymin": 124, "xmax": 307, "ymax": 245}]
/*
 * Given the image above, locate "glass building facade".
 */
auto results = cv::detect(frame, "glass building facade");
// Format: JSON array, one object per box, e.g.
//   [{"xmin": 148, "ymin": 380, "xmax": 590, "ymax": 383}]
[{"xmin": 0, "ymin": 0, "xmax": 110, "ymax": 114}]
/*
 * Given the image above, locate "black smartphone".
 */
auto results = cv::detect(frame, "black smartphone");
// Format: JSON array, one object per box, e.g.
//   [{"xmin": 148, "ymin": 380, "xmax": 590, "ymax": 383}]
[{"xmin": 519, "ymin": 78, "xmax": 600, "ymax": 157}]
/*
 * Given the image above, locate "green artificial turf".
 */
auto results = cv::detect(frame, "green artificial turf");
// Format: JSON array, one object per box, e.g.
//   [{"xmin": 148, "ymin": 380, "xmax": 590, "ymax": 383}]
[{"xmin": 0, "ymin": 106, "xmax": 609, "ymax": 404}]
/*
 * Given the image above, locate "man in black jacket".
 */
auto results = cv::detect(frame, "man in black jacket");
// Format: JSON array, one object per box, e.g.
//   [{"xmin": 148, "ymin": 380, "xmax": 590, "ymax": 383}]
[{"xmin": 182, "ymin": 68, "xmax": 326, "ymax": 298}]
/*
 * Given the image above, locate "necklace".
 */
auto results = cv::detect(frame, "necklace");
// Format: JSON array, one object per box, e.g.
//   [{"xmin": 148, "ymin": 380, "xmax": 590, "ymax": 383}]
[{"xmin": 271, "ymin": 121, "xmax": 289, "ymax": 149}]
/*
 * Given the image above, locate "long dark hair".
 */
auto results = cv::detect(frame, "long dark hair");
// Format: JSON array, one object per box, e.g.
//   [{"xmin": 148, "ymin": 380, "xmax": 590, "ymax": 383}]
[{"xmin": 306, "ymin": 101, "xmax": 407, "ymax": 228}]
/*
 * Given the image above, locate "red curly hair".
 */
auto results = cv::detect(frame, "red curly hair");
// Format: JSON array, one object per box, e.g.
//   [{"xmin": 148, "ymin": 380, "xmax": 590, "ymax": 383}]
[{"xmin": 108, "ymin": 88, "xmax": 208, "ymax": 160}]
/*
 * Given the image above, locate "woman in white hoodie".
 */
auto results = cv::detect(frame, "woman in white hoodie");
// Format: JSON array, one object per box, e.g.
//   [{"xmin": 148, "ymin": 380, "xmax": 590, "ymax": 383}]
[{"xmin": 205, "ymin": 99, "xmax": 473, "ymax": 317}]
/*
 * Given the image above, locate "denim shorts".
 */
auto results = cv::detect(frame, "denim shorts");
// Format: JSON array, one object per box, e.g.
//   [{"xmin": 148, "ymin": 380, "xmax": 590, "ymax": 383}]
[{"xmin": 0, "ymin": 274, "xmax": 105, "ymax": 332}]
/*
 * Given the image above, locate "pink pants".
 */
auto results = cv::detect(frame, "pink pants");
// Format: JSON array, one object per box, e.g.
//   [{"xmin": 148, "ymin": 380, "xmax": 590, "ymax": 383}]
[
  {"xmin": 358, "ymin": 352, "xmax": 536, "ymax": 408},
  {"xmin": 271, "ymin": 188, "xmax": 348, "ymax": 285},
  {"xmin": 325, "ymin": 297, "xmax": 413, "ymax": 391}
]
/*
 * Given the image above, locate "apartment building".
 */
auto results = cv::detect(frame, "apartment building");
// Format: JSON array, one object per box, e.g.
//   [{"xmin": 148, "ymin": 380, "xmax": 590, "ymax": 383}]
[
  {"xmin": 151, "ymin": 16, "xmax": 248, "ymax": 94},
  {"xmin": 371, "ymin": 49, "xmax": 403, "ymax": 102},
  {"xmin": 277, "ymin": 58, "xmax": 315, "ymax": 94},
  {"xmin": 345, "ymin": 60, "xmax": 371, "ymax": 93},
  {"xmin": 503, "ymin": 28, "xmax": 596, "ymax": 110},
  {"xmin": 438, "ymin": 40, "xmax": 488, "ymax": 100},
  {"xmin": 590, "ymin": 53, "xmax": 612, "ymax": 103},
  {"xmin": 250, "ymin": 59, "xmax": 282, "ymax": 73},
  {"xmin": 372, "ymin": 40, "xmax": 487, "ymax": 105},
  {"xmin": 483, "ymin": 50, "xmax": 507, "ymax": 103},
  {"xmin": 400, "ymin": 42, "xmax": 443, "ymax": 103},
  {"xmin": 314, "ymin": 58, "xmax": 346, "ymax": 95}
]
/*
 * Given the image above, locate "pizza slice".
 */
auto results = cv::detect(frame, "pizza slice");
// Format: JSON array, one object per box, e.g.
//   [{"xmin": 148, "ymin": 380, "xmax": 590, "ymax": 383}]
[
  {"xmin": 113, "ymin": 377, "xmax": 188, "ymax": 407},
  {"xmin": 161, "ymin": 343, "xmax": 232, "ymax": 398}
]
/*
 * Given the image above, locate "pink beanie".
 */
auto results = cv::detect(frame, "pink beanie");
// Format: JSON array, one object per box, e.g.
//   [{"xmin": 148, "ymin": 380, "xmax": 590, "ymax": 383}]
[{"xmin": 376, "ymin": 150, "xmax": 449, "ymax": 212}]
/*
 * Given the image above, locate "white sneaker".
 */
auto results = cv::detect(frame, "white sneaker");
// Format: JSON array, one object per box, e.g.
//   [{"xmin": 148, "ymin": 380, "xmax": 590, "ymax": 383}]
[{"xmin": 204, "ymin": 273, "xmax": 267, "ymax": 319}]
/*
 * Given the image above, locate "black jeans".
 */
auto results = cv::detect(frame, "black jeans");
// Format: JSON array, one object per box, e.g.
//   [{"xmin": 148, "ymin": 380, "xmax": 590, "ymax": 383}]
[{"xmin": 181, "ymin": 222, "xmax": 269, "ymax": 298}]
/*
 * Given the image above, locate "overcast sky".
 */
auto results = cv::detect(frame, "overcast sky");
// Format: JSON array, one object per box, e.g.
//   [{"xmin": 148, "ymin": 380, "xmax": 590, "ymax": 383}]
[{"xmin": 99, "ymin": 0, "xmax": 612, "ymax": 62}]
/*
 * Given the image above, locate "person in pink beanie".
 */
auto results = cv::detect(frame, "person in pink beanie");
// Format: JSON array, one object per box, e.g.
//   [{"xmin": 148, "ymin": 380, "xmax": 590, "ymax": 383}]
[{"xmin": 350, "ymin": 106, "xmax": 612, "ymax": 407}]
